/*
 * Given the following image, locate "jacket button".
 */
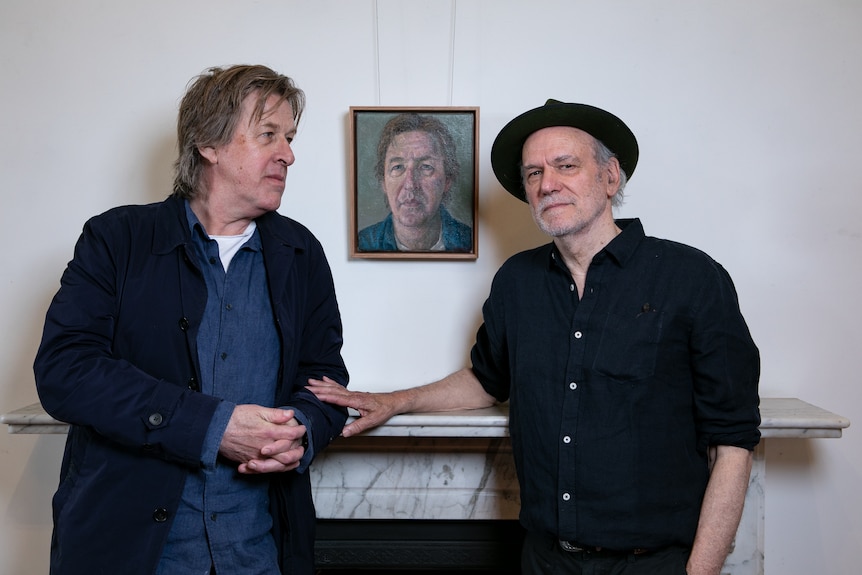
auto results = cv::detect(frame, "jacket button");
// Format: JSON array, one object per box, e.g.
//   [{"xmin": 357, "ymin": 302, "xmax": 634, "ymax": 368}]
[
  {"xmin": 148, "ymin": 413, "xmax": 164, "ymax": 426},
  {"xmin": 178, "ymin": 317, "xmax": 190, "ymax": 331},
  {"xmin": 153, "ymin": 508, "xmax": 169, "ymax": 522},
  {"xmin": 187, "ymin": 377, "xmax": 199, "ymax": 391}
]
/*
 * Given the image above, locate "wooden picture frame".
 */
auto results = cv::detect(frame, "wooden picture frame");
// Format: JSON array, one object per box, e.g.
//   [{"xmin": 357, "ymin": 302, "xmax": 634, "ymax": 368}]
[{"xmin": 349, "ymin": 106, "xmax": 479, "ymax": 260}]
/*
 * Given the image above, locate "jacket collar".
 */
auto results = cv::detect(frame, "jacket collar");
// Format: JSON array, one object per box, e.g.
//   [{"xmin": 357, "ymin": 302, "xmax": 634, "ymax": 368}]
[
  {"xmin": 153, "ymin": 195, "xmax": 192, "ymax": 255},
  {"xmin": 152, "ymin": 195, "xmax": 306, "ymax": 255}
]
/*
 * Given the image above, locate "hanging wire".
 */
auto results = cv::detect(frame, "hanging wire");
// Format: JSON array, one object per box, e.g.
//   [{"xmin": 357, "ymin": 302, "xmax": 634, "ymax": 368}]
[
  {"xmin": 447, "ymin": 0, "xmax": 457, "ymax": 106},
  {"xmin": 373, "ymin": 0, "xmax": 381, "ymax": 105},
  {"xmin": 373, "ymin": 0, "xmax": 457, "ymax": 106}
]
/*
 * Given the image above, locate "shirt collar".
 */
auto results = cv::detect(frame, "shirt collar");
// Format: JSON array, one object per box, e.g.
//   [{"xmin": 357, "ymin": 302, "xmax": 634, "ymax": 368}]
[
  {"xmin": 548, "ymin": 217, "xmax": 645, "ymax": 269},
  {"xmin": 603, "ymin": 218, "xmax": 645, "ymax": 266},
  {"xmin": 183, "ymin": 200, "xmax": 262, "ymax": 252}
]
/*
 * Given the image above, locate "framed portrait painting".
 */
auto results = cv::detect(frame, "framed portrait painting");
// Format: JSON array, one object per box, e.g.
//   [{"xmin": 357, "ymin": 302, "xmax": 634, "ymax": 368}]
[{"xmin": 349, "ymin": 106, "xmax": 479, "ymax": 260}]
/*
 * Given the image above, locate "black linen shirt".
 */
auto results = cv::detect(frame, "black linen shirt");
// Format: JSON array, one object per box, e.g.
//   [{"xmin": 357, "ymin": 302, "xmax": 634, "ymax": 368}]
[{"xmin": 470, "ymin": 218, "xmax": 760, "ymax": 550}]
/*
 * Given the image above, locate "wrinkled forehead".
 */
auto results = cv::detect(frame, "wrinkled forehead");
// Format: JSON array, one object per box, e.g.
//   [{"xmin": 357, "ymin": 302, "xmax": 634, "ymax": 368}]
[{"xmin": 386, "ymin": 130, "xmax": 444, "ymax": 158}]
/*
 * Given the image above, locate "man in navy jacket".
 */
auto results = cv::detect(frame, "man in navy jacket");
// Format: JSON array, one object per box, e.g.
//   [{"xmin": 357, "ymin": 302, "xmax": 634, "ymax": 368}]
[{"xmin": 34, "ymin": 65, "xmax": 348, "ymax": 574}]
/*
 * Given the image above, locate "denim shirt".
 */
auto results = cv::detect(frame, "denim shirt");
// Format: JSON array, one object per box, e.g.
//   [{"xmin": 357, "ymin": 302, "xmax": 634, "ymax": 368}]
[
  {"xmin": 356, "ymin": 206, "xmax": 473, "ymax": 252},
  {"xmin": 157, "ymin": 204, "xmax": 306, "ymax": 574}
]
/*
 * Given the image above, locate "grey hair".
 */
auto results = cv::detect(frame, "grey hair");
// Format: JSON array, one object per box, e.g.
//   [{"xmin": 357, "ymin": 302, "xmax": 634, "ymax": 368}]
[{"xmin": 593, "ymin": 138, "xmax": 628, "ymax": 208}]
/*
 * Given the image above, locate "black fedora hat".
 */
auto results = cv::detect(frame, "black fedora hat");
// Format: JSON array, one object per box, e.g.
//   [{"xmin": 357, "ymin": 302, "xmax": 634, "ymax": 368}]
[{"xmin": 490, "ymin": 99, "xmax": 639, "ymax": 202}]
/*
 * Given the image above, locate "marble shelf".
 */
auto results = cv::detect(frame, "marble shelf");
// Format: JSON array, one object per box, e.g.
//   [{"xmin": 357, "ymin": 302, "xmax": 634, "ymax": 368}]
[{"xmin": 1, "ymin": 397, "xmax": 850, "ymax": 438}]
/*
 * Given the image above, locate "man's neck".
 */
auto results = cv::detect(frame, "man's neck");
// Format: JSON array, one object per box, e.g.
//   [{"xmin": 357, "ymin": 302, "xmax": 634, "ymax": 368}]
[
  {"xmin": 393, "ymin": 213, "xmax": 443, "ymax": 251},
  {"xmin": 189, "ymin": 195, "xmax": 255, "ymax": 237},
  {"xmin": 553, "ymin": 216, "xmax": 621, "ymax": 297}
]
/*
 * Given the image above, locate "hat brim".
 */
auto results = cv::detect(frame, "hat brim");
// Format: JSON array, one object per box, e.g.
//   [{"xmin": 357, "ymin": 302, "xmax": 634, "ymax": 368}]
[{"xmin": 490, "ymin": 101, "xmax": 639, "ymax": 202}]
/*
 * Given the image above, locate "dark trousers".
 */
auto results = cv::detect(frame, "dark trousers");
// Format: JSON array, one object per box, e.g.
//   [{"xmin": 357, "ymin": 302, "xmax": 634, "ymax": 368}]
[{"xmin": 521, "ymin": 532, "xmax": 690, "ymax": 575}]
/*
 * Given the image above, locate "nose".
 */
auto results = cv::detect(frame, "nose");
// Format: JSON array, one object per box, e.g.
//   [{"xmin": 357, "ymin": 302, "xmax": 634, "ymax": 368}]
[
  {"xmin": 277, "ymin": 138, "xmax": 295, "ymax": 166},
  {"xmin": 402, "ymin": 166, "xmax": 417, "ymax": 190},
  {"xmin": 538, "ymin": 170, "xmax": 559, "ymax": 196}
]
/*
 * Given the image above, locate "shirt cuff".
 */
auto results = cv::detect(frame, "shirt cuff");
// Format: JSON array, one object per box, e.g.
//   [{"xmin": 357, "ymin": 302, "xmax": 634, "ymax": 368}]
[
  {"xmin": 285, "ymin": 406, "xmax": 314, "ymax": 474},
  {"xmin": 201, "ymin": 400, "xmax": 235, "ymax": 469}
]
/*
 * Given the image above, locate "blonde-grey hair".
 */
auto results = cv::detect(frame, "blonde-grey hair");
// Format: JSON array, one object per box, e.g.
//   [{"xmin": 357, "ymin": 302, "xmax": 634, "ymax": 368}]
[{"xmin": 172, "ymin": 65, "xmax": 305, "ymax": 199}]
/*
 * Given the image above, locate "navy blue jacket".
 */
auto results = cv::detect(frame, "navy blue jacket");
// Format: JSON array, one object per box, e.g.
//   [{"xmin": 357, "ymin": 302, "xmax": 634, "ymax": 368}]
[{"xmin": 34, "ymin": 195, "xmax": 349, "ymax": 574}]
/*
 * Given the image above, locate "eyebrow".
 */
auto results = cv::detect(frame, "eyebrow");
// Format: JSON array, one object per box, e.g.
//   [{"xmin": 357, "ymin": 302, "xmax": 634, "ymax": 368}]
[
  {"xmin": 387, "ymin": 154, "xmax": 438, "ymax": 165},
  {"xmin": 523, "ymin": 154, "xmax": 580, "ymax": 171},
  {"xmin": 259, "ymin": 120, "xmax": 296, "ymax": 136}
]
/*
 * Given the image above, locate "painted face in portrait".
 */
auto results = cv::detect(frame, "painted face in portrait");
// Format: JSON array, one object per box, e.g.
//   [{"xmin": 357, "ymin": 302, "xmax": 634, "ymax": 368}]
[{"xmin": 382, "ymin": 130, "xmax": 451, "ymax": 231}]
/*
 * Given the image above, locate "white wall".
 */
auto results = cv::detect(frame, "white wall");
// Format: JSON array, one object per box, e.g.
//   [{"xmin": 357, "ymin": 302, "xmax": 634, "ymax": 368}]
[{"xmin": 1, "ymin": 1, "xmax": 859, "ymax": 573}]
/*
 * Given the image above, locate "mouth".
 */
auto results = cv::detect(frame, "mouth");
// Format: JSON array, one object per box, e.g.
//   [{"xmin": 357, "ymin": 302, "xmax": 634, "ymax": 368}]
[
  {"xmin": 540, "ymin": 201, "xmax": 572, "ymax": 214},
  {"xmin": 398, "ymin": 199, "xmax": 425, "ymax": 209}
]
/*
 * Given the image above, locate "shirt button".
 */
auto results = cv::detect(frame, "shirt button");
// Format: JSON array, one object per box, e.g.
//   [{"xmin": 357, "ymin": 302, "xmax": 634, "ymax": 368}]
[
  {"xmin": 563, "ymin": 436, "xmax": 571, "ymax": 444},
  {"xmin": 569, "ymin": 284, "xmax": 575, "ymax": 292},
  {"xmin": 569, "ymin": 382, "xmax": 577, "ymax": 390},
  {"xmin": 148, "ymin": 413, "xmax": 163, "ymax": 426},
  {"xmin": 573, "ymin": 331, "xmax": 583, "ymax": 339},
  {"xmin": 562, "ymin": 492, "xmax": 571, "ymax": 501}
]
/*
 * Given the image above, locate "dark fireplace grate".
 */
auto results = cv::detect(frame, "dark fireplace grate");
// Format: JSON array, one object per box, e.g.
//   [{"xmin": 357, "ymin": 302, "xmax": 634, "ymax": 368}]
[{"xmin": 314, "ymin": 519, "xmax": 523, "ymax": 572}]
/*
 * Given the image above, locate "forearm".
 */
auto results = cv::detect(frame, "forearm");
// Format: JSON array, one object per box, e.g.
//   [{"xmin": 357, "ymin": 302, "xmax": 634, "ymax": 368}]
[
  {"xmin": 393, "ymin": 368, "xmax": 497, "ymax": 414},
  {"xmin": 307, "ymin": 367, "xmax": 497, "ymax": 437},
  {"xmin": 687, "ymin": 445, "xmax": 754, "ymax": 575}
]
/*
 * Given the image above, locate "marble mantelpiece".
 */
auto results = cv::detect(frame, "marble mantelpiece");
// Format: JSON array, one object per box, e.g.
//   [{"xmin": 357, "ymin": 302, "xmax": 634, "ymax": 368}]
[
  {"xmin": 2, "ymin": 398, "xmax": 849, "ymax": 438},
  {"xmin": 2, "ymin": 398, "xmax": 850, "ymax": 575}
]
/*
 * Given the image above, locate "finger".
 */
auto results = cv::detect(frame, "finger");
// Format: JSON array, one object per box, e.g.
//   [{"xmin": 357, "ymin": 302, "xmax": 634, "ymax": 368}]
[
  {"xmin": 308, "ymin": 376, "xmax": 344, "ymax": 390},
  {"xmin": 265, "ymin": 447, "xmax": 305, "ymax": 466},
  {"xmin": 343, "ymin": 415, "xmax": 383, "ymax": 438},
  {"xmin": 260, "ymin": 436, "xmax": 303, "ymax": 457},
  {"xmin": 264, "ymin": 408, "xmax": 295, "ymax": 424},
  {"xmin": 240, "ymin": 457, "xmax": 298, "ymax": 474},
  {"xmin": 307, "ymin": 382, "xmax": 339, "ymax": 395},
  {"xmin": 312, "ymin": 392, "xmax": 354, "ymax": 407}
]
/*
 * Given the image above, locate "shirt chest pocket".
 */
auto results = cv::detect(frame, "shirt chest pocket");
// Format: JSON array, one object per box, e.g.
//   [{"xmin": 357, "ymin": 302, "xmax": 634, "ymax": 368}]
[{"xmin": 592, "ymin": 310, "xmax": 664, "ymax": 381}]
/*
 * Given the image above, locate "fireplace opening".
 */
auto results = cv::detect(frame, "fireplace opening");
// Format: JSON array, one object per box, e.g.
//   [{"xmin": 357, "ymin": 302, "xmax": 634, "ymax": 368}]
[{"xmin": 314, "ymin": 519, "xmax": 524, "ymax": 572}]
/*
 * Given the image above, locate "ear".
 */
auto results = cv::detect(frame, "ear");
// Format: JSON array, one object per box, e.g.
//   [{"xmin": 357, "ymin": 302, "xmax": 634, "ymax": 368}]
[
  {"xmin": 198, "ymin": 145, "xmax": 218, "ymax": 164},
  {"xmin": 605, "ymin": 157, "xmax": 622, "ymax": 197}
]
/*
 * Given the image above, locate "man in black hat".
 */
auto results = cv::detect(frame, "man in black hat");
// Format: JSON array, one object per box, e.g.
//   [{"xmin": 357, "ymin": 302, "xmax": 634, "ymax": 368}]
[{"xmin": 309, "ymin": 100, "xmax": 760, "ymax": 575}]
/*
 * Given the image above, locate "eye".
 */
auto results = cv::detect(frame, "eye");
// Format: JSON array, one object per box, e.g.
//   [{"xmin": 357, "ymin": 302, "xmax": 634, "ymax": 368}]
[
  {"xmin": 388, "ymin": 164, "xmax": 406, "ymax": 176},
  {"xmin": 419, "ymin": 163, "xmax": 435, "ymax": 174}
]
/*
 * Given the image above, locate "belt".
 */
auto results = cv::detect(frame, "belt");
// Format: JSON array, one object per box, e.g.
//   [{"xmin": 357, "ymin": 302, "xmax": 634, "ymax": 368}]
[{"xmin": 559, "ymin": 539, "xmax": 652, "ymax": 556}]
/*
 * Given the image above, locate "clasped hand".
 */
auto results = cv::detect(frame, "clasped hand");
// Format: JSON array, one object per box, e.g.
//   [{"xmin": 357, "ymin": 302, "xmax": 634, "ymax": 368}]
[{"xmin": 219, "ymin": 404, "xmax": 306, "ymax": 474}]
